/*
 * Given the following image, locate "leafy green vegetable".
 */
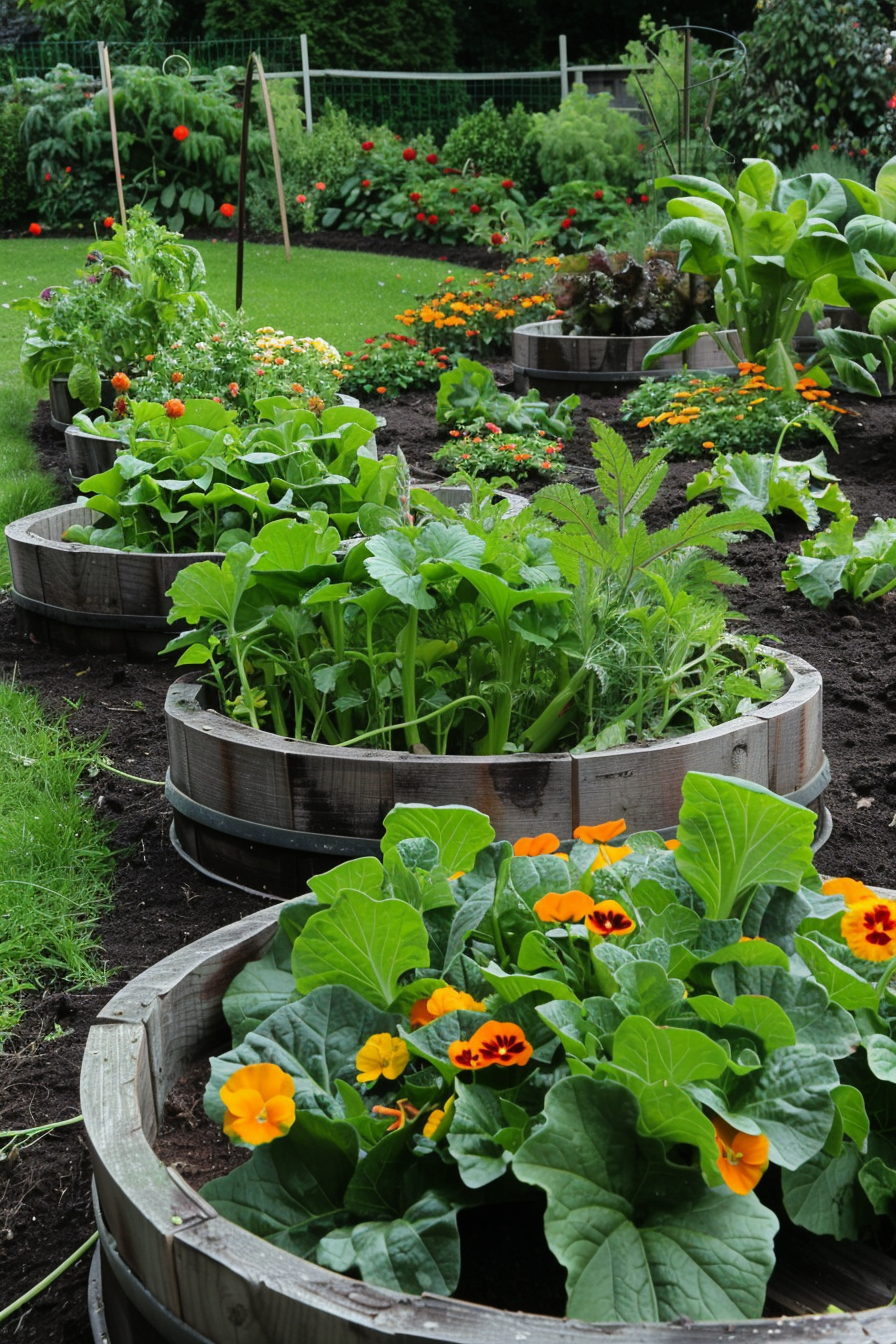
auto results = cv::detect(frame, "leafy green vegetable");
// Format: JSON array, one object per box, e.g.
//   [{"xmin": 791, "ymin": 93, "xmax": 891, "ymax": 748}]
[{"xmin": 783, "ymin": 513, "xmax": 896, "ymax": 606}]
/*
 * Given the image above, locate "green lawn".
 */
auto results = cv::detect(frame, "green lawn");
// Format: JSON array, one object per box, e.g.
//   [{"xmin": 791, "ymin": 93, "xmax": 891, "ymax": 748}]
[{"xmin": 0, "ymin": 236, "xmax": 476, "ymax": 583}]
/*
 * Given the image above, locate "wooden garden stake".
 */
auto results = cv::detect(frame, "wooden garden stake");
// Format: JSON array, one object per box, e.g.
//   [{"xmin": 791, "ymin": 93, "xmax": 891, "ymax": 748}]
[
  {"xmin": 98, "ymin": 43, "xmax": 128, "ymax": 229},
  {"xmin": 236, "ymin": 53, "xmax": 291, "ymax": 311}
]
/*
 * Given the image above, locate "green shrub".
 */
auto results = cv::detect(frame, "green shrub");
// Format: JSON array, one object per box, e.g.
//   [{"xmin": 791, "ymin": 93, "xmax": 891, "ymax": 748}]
[
  {"xmin": 441, "ymin": 99, "xmax": 541, "ymax": 194},
  {"xmin": 247, "ymin": 95, "xmax": 363, "ymax": 233},
  {"xmin": 0, "ymin": 99, "xmax": 30, "ymax": 228},
  {"xmin": 528, "ymin": 86, "xmax": 643, "ymax": 191}
]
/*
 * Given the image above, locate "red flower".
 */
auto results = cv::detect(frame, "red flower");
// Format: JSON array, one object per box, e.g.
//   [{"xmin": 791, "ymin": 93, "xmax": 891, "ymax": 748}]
[
  {"xmin": 501, "ymin": 178, "xmax": 513, "ymax": 189},
  {"xmin": 416, "ymin": 212, "xmax": 426, "ymax": 222},
  {"xmin": 560, "ymin": 219, "xmax": 572, "ymax": 230},
  {"xmin": 164, "ymin": 398, "xmax": 186, "ymax": 418},
  {"xmin": 28, "ymin": 223, "xmax": 41, "ymax": 236},
  {"xmin": 409, "ymin": 191, "xmax": 421, "ymax": 202},
  {"xmin": 889, "ymin": 96, "xmax": 896, "ymax": 109},
  {"xmin": 65, "ymin": 165, "xmax": 71, "ymax": 173},
  {"xmin": 470, "ymin": 203, "xmax": 481, "ymax": 215},
  {"xmin": 626, "ymin": 196, "xmax": 633, "ymax": 205},
  {"xmin": 361, "ymin": 140, "xmax": 374, "ymax": 151},
  {"xmin": 402, "ymin": 147, "xmax": 416, "ymax": 161},
  {"xmin": 594, "ymin": 189, "xmax": 604, "ymax": 200},
  {"xmin": 361, "ymin": 179, "xmax": 370, "ymax": 187},
  {"xmin": 427, "ymin": 213, "xmax": 438, "ymax": 224},
  {"xmin": 640, "ymin": 194, "xmax": 650, "ymax": 203},
  {"xmin": 811, "ymin": 143, "xmax": 819, "ymax": 150},
  {"xmin": 113, "ymin": 396, "xmax": 128, "ymax": 416},
  {"xmin": 219, "ymin": 203, "xmax": 235, "ymax": 219},
  {"xmin": 103, "ymin": 215, "xmax": 115, "ymax": 228},
  {"xmin": 172, "ymin": 125, "xmax": 189, "ymax": 141},
  {"xmin": 315, "ymin": 181, "xmax": 326, "ymax": 190},
  {"xmin": 567, "ymin": 207, "xmax": 577, "ymax": 217},
  {"xmin": 296, "ymin": 194, "xmax": 306, "ymax": 203},
  {"xmin": 44, "ymin": 172, "xmax": 51, "ymax": 181},
  {"xmin": 426, "ymin": 153, "xmax": 438, "ymax": 164},
  {"xmin": 364, "ymin": 337, "xmax": 375, "ymax": 344},
  {"xmin": 450, "ymin": 186, "xmax": 458, "ymax": 193},
  {"xmin": 490, "ymin": 232, "xmax": 504, "ymax": 245},
  {"xmin": 860, "ymin": 148, "xmax": 869, "ymax": 156}
]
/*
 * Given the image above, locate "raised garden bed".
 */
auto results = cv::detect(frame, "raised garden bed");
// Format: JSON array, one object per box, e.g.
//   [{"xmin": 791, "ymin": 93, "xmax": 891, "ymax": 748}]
[{"xmin": 165, "ymin": 650, "xmax": 829, "ymax": 899}]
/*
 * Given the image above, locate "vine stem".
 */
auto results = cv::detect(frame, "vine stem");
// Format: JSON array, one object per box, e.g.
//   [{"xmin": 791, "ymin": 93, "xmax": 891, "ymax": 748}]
[{"xmin": 0, "ymin": 1231, "xmax": 98, "ymax": 1323}]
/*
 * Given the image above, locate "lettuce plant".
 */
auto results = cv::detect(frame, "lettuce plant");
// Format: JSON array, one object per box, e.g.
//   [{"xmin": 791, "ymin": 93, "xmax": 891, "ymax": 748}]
[
  {"xmin": 200, "ymin": 771, "xmax": 896, "ymax": 1322},
  {"xmin": 436, "ymin": 358, "xmax": 578, "ymax": 436},
  {"xmin": 783, "ymin": 513, "xmax": 896, "ymax": 606},
  {"xmin": 164, "ymin": 422, "xmax": 774, "ymax": 745}
]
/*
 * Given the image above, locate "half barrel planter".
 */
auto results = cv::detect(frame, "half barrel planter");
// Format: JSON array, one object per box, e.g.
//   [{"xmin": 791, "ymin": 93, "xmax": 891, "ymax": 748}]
[
  {"xmin": 511, "ymin": 319, "xmax": 742, "ymax": 395},
  {"xmin": 81, "ymin": 907, "xmax": 896, "ymax": 1344},
  {"xmin": 5, "ymin": 503, "xmax": 220, "ymax": 659},
  {"xmin": 165, "ymin": 649, "xmax": 830, "ymax": 900},
  {"xmin": 48, "ymin": 375, "xmax": 116, "ymax": 432},
  {"xmin": 65, "ymin": 422, "xmax": 118, "ymax": 484}
]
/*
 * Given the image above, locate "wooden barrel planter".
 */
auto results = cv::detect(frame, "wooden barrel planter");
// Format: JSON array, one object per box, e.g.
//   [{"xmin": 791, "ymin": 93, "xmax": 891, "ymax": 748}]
[
  {"xmin": 48, "ymin": 375, "xmax": 115, "ymax": 433},
  {"xmin": 4, "ymin": 503, "xmax": 221, "ymax": 659},
  {"xmin": 511, "ymin": 320, "xmax": 741, "ymax": 395},
  {"xmin": 65, "ymin": 422, "xmax": 118, "ymax": 484},
  {"xmin": 81, "ymin": 907, "xmax": 896, "ymax": 1344},
  {"xmin": 165, "ymin": 649, "xmax": 830, "ymax": 900}
]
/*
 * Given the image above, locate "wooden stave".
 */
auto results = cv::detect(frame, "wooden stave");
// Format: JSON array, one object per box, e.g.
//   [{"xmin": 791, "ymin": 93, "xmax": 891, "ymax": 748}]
[
  {"xmin": 165, "ymin": 651, "xmax": 826, "ymax": 897},
  {"xmin": 65, "ymin": 424, "xmax": 118, "ymax": 481},
  {"xmin": 81, "ymin": 908, "xmax": 896, "ymax": 1344}
]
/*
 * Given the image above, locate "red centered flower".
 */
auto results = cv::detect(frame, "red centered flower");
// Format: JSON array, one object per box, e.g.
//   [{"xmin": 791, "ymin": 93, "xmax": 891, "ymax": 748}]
[
  {"xmin": 361, "ymin": 140, "xmax": 374, "ymax": 150},
  {"xmin": 219, "ymin": 203, "xmax": 235, "ymax": 218},
  {"xmin": 103, "ymin": 215, "xmax": 115, "ymax": 228},
  {"xmin": 501, "ymin": 178, "xmax": 514, "ymax": 188},
  {"xmin": 110, "ymin": 372, "xmax": 130, "ymax": 391},
  {"xmin": 409, "ymin": 191, "xmax": 422, "ymax": 202},
  {"xmin": 164, "ymin": 398, "xmax": 186, "ymax": 418},
  {"xmin": 585, "ymin": 900, "xmax": 636, "ymax": 937},
  {"xmin": 843, "ymin": 898, "xmax": 896, "ymax": 961},
  {"xmin": 470, "ymin": 1021, "xmax": 533, "ymax": 1067},
  {"xmin": 28, "ymin": 223, "xmax": 41, "ymax": 235},
  {"xmin": 172, "ymin": 124, "xmax": 189, "ymax": 141},
  {"xmin": 402, "ymin": 147, "xmax": 417, "ymax": 161},
  {"xmin": 470, "ymin": 203, "xmax": 481, "ymax": 214},
  {"xmin": 426, "ymin": 152, "xmax": 438, "ymax": 164}
]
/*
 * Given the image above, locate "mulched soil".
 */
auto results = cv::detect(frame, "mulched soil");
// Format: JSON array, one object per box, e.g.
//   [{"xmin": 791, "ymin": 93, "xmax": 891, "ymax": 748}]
[{"xmin": 3, "ymin": 267, "xmax": 896, "ymax": 1338}]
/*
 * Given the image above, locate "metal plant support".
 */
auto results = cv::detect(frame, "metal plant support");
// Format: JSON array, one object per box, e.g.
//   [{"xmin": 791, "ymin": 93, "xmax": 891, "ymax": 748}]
[{"xmin": 237, "ymin": 52, "xmax": 291, "ymax": 310}]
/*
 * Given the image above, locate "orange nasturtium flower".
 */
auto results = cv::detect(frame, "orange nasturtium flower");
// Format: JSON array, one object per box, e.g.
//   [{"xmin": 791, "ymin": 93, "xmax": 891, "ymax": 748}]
[
  {"xmin": 842, "ymin": 897, "xmax": 896, "ymax": 962},
  {"xmin": 664, "ymin": 838, "xmax": 681, "ymax": 851},
  {"xmin": 410, "ymin": 985, "xmax": 486, "ymax": 1026},
  {"xmin": 356, "ymin": 1032, "xmax": 410, "ymax": 1083},
  {"xmin": 110, "ymin": 372, "xmax": 130, "ymax": 392},
  {"xmin": 220, "ymin": 1063, "xmax": 296, "ymax": 1146},
  {"xmin": 590, "ymin": 842, "xmax": 633, "ymax": 871},
  {"xmin": 585, "ymin": 900, "xmax": 636, "ymax": 938},
  {"xmin": 371, "ymin": 1099, "xmax": 419, "ymax": 1131},
  {"xmin": 573, "ymin": 819, "xmax": 626, "ymax": 844},
  {"xmin": 712, "ymin": 1116, "xmax": 769, "ymax": 1194},
  {"xmin": 448, "ymin": 1021, "xmax": 534, "ymax": 1070},
  {"xmin": 513, "ymin": 832, "xmax": 560, "ymax": 857},
  {"xmin": 533, "ymin": 889, "xmax": 596, "ymax": 924}
]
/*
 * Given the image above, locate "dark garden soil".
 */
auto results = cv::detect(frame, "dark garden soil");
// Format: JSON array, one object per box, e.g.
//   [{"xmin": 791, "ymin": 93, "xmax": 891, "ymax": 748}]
[{"xmin": 3, "ymin": 315, "xmax": 896, "ymax": 1338}]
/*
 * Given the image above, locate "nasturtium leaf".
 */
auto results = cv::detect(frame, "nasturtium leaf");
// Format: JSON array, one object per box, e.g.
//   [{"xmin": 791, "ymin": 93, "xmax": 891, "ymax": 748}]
[
  {"xmin": 858, "ymin": 1156, "xmax": 896, "ymax": 1214},
  {"xmin": 307, "ymin": 856, "xmax": 385, "ymax": 906},
  {"xmin": 612, "ymin": 960, "xmax": 687, "ymax": 1022},
  {"xmin": 316, "ymin": 1193, "xmax": 461, "ymax": 1295},
  {"xmin": 343, "ymin": 1124, "xmax": 416, "ymax": 1219},
  {"xmin": 865, "ymin": 1033, "xmax": 896, "ymax": 1083},
  {"xmin": 481, "ymin": 961, "xmax": 579, "ymax": 1005},
  {"xmin": 685, "ymin": 996, "xmax": 796, "ymax": 1056},
  {"xmin": 692, "ymin": 1046, "xmax": 838, "ymax": 1169},
  {"xmin": 446, "ymin": 1083, "xmax": 521, "ymax": 1187},
  {"xmin": 710, "ymin": 963, "xmax": 859, "ymax": 1058},
  {"xmin": 380, "ymin": 804, "xmax": 495, "ymax": 878},
  {"xmin": 675, "ymin": 773, "xmax": 816, "ymax": 921},
  {"xmin": 278, "ymin": 896, "xmax": 319, "ymax": 945},
  {"xmin": 513, "ymin": 1077, "xmax": 778, "ymax": 1323},
  {"xmin": 635, "ymin": 1081, "xmax": 723, "ymax": 1182},
  {"xmin": 206, "ymin": 985, "xmax": 398, "ymax": 1124},
  {"xmin": 401, "ymin": 1008, "xmax": 492, "ymax": 1081},
  {"xmin": 607, "ymin": 1015, "xmax": 731, "ymax": 1089},
  {"xmin": 201, "ymin": 1110, "xmax": 359, "ymax": 1258},
  {"xmin": 222, "ymin": 928, "xmax": 297, "ymax": 1045},
  {"xmin": 782, "ymin": 1145, "xmax": 871, "ymax": 1240},
  {"xmin": 291, "ymin": 892, "xmax": 430, "ymax": 1011},
  {"xmin": 832, "ymin": 1085, "xmax": 870, "ymax": 1153},
  {"xmin": 793, "ymin": 934, "xmax": 878, "ymax": 1011}
]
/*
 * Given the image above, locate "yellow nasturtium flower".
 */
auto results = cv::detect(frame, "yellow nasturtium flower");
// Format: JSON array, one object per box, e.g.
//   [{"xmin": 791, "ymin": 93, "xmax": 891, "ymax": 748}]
[
  {"xmin": 220, "ymin": 1063, "xmax": 296, "ymax": 1146},
  {"xmin": 356, "ymin": 1032, "xmax": 410, "ymax": 1084}
]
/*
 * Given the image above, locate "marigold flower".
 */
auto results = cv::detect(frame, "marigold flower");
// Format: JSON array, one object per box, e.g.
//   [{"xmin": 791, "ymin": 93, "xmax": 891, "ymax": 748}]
[
  {"xmin": 585, "ymin": 899, "xmax": 636, "ymax": 937},
  {"xmin": 227, "ymin": 382, "xmax": 239, "ymax": 397},
  {"xmin": 713, "ymin": 1116, "xmax": 769, "ymax": 1194},
  {"xmin": 171, "ymin": 371, "xmax": 183, "ymax": 384},
  {"xmin": 822, "ymin": 876, "xmax": 877, "ymax": 905},
  {"xmin": 702, "ymin": 440, "xmax": 715, "ymax": 448},
  {"xmin": 103, "ymin": 215, "xmax": 115, "ymax": 228},
  {"xmin": 376, "ymin": 385, "xmax": 387, "ymax": 394},
  {"xmin": 110, "ymin": 372, "xmax": 130, "ymax": 391},
  {"xmin": 315, "ymin": 181, "xmax": 326, "ymax": 190},
  {"xmin": 842, "ymin": 897, "xmax": 896, "ymax": 961},
  {"xmin": 356, "ymin": 1032, "xmax": 409, "ymax": 1084},
  {"xmin": 402, "ymin": 147, "xmax": 416, "ymax": 161},
  {"xmin": 513, "ymin": 832, "xmax": 560, "ymax": 856},
  {"xmin": 296, "ymin": 194, "xmax": 306, "ymax": 203},
  {"xmin": 220, "ymin": 1063, "xmax": 296, "ymax": 1145},
  {"xmin": 164, "ymin": 398, "xmax": 185, "ymax": 418},
  {"xmin": 372, "ymin": 1099, "xmax": 419, "ymax": 1131},
  {"xmin": 145, "ymin": 353, "xmax": 155, "ymax": 362},
  {"xmin": 172, "ymin": 124, "xmax": 189, "ymax": 141},
  {"xmin": 219, "ymin": 202, "xmax": 235, "ymax": 218},
  {"xmin": 573, "ymin": 819, "xmax": 626, "ymax": 844},
  {"xmin": 533, "ymin": 889, "xmax": 596, "ymax": 923},
  {"xmin": 28, "ymin": 222, "xmax": 41, "ymax": 236},
  {"xmin": 291, "ymin": 382, "xmax": 304, "ymax": 392},
  {"xmin": 590, "ymin": 842, "xmax": 633, "ymax": 870}
]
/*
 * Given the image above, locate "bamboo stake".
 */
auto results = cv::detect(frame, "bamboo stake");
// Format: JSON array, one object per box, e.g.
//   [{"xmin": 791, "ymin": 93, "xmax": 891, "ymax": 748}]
[
  {"xmin": 236, "ymin": 53, "xmax": 290, "ymax": 311},
  {"xmin": 99, "ymin": 44, "xmax": 127, "ymax": 229}
]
